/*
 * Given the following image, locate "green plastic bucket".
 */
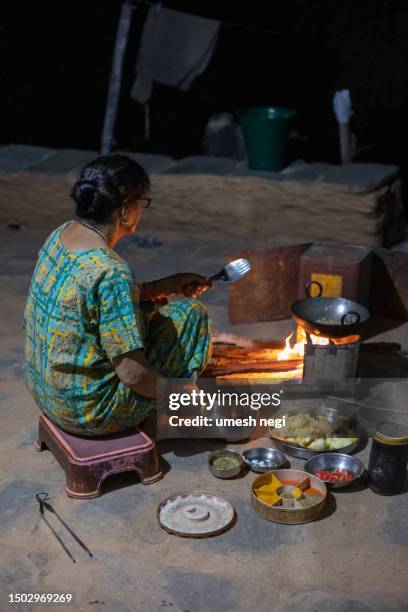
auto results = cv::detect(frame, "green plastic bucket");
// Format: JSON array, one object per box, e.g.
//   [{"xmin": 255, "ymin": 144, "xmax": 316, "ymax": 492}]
[{"xmin": 239, "ymin": 106, "xmax": 298, "ymax": 172}]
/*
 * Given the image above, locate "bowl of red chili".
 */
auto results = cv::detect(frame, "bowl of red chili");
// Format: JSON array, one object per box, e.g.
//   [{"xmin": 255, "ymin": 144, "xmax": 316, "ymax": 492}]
[{"xmin": 304, "ymin": 453, "xmax": 365, "ymax": 489}]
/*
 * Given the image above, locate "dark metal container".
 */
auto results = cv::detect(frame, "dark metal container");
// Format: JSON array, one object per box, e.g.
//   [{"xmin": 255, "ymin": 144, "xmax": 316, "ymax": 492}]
[
  {"xmin": 367, "ymin": 422, "xmax": 408, "ymax": 495},
  {"xmin": 302, "ymin": 334, "xmax": 361, "ymax": 380}
]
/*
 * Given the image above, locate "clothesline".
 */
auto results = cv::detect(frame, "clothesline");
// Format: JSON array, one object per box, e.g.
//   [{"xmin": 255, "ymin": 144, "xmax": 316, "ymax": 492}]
[
  {"xmin": 135, "ymin": 0, "xmax": 327, "ymax": 44},
  {"xmin": 102, "ymin": 0, "xmax": 326, "ymax": 152}
]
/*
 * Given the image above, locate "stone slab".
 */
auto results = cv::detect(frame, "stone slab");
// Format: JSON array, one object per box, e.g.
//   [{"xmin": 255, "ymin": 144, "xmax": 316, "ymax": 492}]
[
  {"xmin": 26, "ymin": 148, "xmax": 97, "ymax": 174},
  {"xmin": 281, "ymin": 161, "xmax": 399, "ymax": 193},
  {"xmin": 0, "ymin": 146, "xmax": 176, "ymax": 176},
  {"xmin": 0, "ymin": 146, "xmax": 399, "ymax": 194},
  {"xmin": 233, "ymin": 160, "xmax": 399, "ymax": 192},
  {"xmin": 162, "ymin": 155, "xmax": 237, "ymax": 175},
  {"xmin": 0, "ymin": 144, "xmax": 55, "ymax": 172},
  {"xmin": 125, "ymin": 152, "xmax": 175, "ymax": 173},
  {"xmin": 232, "ymin": 160, "xmax": 285, "ymax": 180}
]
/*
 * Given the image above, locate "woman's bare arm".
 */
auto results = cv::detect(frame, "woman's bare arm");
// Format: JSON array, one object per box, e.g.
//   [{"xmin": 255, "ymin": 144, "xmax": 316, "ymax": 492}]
[{"xmin": 112, "ymin": 349, "xmax": 163, "ymax": 398}]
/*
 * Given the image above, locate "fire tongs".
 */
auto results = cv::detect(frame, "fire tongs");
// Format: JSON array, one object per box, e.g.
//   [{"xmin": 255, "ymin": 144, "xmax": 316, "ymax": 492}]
[{"xmin": 35, "ymin": 492, "xmax": 93, "ymax": 563}]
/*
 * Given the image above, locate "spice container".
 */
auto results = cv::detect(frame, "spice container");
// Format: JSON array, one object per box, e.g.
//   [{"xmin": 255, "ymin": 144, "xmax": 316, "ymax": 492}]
[
  {"xmin": 208, "ymin": 450, "xmax": 244, "ymax": 479},
  {"xmin": 367, "ymin": 422, "xmax": 408, "ymax": 495}
]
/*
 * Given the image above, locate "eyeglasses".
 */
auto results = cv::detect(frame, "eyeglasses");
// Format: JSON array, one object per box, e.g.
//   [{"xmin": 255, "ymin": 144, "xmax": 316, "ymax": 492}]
[
  {"xmin": 124, "ymin": 195, "xmax": 152, "ymax": 208},
  {"xmin": 139, "ymin": 196, "xmax": 152, "ymax": 208}
]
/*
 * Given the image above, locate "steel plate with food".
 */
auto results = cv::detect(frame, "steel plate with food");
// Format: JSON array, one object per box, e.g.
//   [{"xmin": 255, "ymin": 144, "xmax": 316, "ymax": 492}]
[{"xmin": 270, "ymin": 408, "xmax": 361, "ymax": 459}]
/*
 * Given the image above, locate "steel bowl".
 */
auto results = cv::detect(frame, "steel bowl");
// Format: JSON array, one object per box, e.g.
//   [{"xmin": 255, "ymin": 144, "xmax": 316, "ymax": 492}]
[
  {"xmin": 242, "ymin": 447, "xmax": 287, "ymax": 473},
  {"xmin": 208, "ymin": 450, "xmax": 244, "ymax": 479},
  {"xmin": 304, "ymin": 452, "xmax": 365, "ymax": 489}
]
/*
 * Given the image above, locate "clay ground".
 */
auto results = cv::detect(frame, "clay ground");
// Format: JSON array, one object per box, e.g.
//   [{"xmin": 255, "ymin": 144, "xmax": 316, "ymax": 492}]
[{"xmin": 1, "ymin": 167, "xmax": 408, "ymax": 612}]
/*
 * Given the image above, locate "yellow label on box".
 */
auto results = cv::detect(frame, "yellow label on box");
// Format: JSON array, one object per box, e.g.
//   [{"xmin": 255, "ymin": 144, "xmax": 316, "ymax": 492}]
[{"xmin": 310, "ymin": 273, "xmax": 343, "ymax": 297}]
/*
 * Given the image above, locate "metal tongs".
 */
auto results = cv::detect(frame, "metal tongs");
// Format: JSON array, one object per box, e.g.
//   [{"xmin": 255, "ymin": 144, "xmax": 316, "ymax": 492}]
[{"xmin": 35, "ymin": 492, "xmax": 93, "ymax": 563}]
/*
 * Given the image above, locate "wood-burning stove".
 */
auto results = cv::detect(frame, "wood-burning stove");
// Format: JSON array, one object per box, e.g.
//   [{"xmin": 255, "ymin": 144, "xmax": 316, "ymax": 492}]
[{"xmin": 302, "ymin": 332, "xmax": 360, "ymax": 380}]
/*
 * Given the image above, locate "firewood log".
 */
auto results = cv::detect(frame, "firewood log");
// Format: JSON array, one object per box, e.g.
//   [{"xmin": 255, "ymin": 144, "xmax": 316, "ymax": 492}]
[{"xmin": 205, "ymin": 359, "xmax": 302, "ymax": 377}]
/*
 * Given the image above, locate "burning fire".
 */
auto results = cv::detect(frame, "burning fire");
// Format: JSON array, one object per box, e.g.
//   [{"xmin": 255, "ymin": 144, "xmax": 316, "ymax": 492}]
[
  {"xmin": 211, "ymin": 326, "xmax": 332, "ymax": 381},
  {"xmin": 277, "ymin": 328, "xmax": 329, "ymax": 361},
  {"xmin": 231, "ymin": 328, "xmax": 330, "ymax": 379}
]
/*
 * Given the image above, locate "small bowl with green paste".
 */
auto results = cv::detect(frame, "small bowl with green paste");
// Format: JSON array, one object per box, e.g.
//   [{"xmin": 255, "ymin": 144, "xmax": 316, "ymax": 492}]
[{"xmin": 208, "ymin": 450, "xmax": 244, "ymax": 479}]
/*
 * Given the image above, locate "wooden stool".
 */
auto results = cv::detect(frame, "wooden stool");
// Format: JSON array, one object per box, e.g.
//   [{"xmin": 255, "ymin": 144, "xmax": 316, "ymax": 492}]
[{"xmin": 35, "ymin": 414, "xmax": 162, "ymax": 499}]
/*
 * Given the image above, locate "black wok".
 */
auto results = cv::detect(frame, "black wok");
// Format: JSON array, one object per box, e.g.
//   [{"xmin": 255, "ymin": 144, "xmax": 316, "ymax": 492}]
[{"xmin": 291, "ymin": 281, "xmax": 370, "ymax": 338}]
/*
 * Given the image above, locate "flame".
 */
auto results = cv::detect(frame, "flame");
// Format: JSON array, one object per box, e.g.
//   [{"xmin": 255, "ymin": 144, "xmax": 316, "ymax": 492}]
[
  {"xmin": 214, "ymin": 326, "xmax": 331, "ymax": 381},
  {"xmin": 277, "ymin": 328, "xmax": 329, "ymax": 361}
]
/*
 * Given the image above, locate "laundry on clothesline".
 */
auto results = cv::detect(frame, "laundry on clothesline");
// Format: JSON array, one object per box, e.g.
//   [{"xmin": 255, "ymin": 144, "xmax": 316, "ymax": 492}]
[{"xmin": 131, "ymin": 7, "xmax": 220, "ymax": 104}]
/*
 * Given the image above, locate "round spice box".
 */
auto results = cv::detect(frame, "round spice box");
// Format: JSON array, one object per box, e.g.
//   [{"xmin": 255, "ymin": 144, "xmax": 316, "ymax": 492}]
[{"xmin": 251, "ymin": 469, "xmax": 327, "ymax": 524}]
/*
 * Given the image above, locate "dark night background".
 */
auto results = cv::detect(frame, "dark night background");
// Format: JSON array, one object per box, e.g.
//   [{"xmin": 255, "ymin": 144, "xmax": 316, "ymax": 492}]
[{"xmin": 2, "ymin": 0, "xmax": 408, "ymax": 166}]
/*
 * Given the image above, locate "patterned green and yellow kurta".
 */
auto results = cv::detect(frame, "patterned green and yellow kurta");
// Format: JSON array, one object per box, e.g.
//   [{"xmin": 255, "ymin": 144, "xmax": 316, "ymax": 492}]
[{"xmin": 23, "ymin": 221, "xmax": 212, "ymax": 435}]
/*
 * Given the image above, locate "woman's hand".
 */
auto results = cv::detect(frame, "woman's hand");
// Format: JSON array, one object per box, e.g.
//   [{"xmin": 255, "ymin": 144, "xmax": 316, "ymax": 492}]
[
  {"xmin": 156, "ymin": 273, "xmax": 213, "ymax": 298},
  {"xmin": 140, "ymin": 273, "xmax": 213, "ymax": 301},
  {"xmin": 167, "ymin": 273, "xmax": 213, "ymax": 298}
]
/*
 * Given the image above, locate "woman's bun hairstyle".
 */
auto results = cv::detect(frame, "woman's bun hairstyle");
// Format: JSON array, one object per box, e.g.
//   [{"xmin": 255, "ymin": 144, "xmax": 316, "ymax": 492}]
[
  {"xmin": 71, "ymin": 178, "xmax": 119, "ymax": 223},
  {"xmin": 70, "ymin": 154, "xmax": 150, "ymax": 224}
]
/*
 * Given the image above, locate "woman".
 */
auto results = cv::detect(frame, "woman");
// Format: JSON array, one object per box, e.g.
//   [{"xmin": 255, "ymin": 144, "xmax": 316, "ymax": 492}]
[{"xmin": 23, "ymin": 154, "xmax": 213, "ymax": 435}]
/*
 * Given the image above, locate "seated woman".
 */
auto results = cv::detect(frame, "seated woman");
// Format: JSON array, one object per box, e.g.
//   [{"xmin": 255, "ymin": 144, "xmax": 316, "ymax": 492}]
[{"xmin": 23, "ymin": 154, "xmax": 213, "ymax": 436}]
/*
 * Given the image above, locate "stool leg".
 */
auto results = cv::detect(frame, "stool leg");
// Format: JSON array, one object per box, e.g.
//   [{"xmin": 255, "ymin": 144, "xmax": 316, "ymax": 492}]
[
  {"xmin": 136, "ymin": 447, "xmax": 162, "ymax": 485},
  {"xmin": 35, "ymin": 417, "xmax": 47, "ymax": 452},
  {"xmin": 65, "ymin": 464, "xmax": 103, "ymax": 499}
]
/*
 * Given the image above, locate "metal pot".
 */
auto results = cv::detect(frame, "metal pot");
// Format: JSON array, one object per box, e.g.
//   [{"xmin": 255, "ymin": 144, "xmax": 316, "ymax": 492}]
[{"xmin": 291, "ymin": 281, "xmax": 370, "ymax": 338}]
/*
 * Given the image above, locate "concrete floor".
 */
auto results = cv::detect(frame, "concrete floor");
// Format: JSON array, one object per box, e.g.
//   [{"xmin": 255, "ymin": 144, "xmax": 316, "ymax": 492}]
[{"xmin": 1, "ymin": 226, "xmax": 408, "ymax": 612}]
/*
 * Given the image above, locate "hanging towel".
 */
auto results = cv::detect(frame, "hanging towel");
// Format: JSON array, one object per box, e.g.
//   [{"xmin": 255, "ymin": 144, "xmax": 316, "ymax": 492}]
[{"xmin": 131, "ymin": 7, "xmax": 220, "ymax": 104}]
